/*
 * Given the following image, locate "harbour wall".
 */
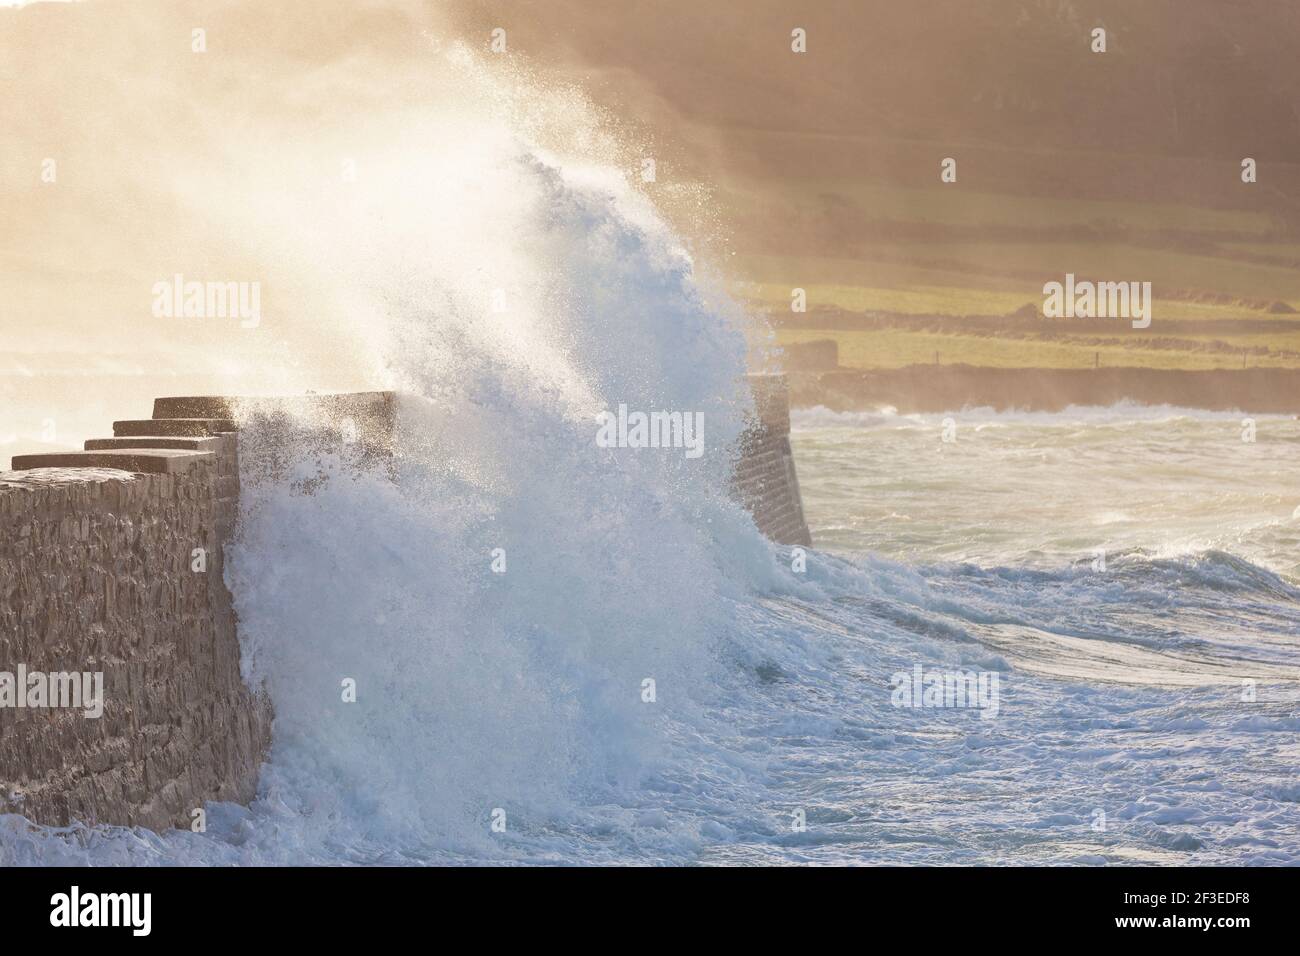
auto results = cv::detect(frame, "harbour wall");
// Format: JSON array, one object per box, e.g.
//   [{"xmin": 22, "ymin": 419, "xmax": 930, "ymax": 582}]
[{"xmin": 0, "ymin": 381, "xmax": 810, "ymax": 828}]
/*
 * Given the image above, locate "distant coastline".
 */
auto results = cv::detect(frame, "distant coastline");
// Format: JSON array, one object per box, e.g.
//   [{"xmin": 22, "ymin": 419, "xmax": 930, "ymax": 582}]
[{"xmin": 787, "ymin": 366, "xmax": 1300, "ymax": 415}]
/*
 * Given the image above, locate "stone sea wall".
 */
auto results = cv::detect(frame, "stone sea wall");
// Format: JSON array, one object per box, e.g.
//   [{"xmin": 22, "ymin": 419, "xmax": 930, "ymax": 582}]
[
  {"xmin": 0, "ymin": 382, "xmax": 809, "ymax": 829},
  {"xmin": 0, "ymin": 432, "xmax": 270, "ymax": 830},
  {"xmin": 734, "ymin": 375, "xmax": 813, "ymax": 547}
]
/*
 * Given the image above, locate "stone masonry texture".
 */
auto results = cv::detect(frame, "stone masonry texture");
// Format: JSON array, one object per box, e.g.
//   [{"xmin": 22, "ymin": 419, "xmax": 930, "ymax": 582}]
[
  {"xmin": 734, "ymin": 375, "xmax": 813, "ymax": 547},
  {"xmin": 0, "ymin": 434, "xmax": 271, "ymax": 830}
]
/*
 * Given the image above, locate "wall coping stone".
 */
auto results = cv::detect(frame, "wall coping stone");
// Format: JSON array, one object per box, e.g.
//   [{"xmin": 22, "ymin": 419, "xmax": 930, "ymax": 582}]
[
  {"xmin": 153, "ymin": 392, "xmax": 394, "ymax": 420},
  {"xmin": 85, "ymin": 436, "xmax": 227, "ymax": 451},
  {"xmin": 0, "ymin": 466, "xmax": 138, "ymax": 489},
  {"xmin": 10, "ymin": 449, "xmax": 216, "ymax": 474},
  {"xmin": 113, "ymin": 418, "xmax": 238, "ymax": 437}
]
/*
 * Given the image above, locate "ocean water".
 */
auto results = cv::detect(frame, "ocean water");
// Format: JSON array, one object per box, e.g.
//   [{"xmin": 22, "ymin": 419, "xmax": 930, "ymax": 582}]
[
  {"xmin": 3, "ymin": 34, "xmax": 1299, "ymax": 867},
  {"xmin": 793, "ymin": 403, "xmax": 1300, "ymax": 579}
]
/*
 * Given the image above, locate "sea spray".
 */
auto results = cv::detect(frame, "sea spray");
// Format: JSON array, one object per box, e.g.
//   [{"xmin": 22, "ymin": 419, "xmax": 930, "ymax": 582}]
[
  {"xmin": 221, "ymin": 145, "xmax": 764, "ymax": 854},
  {"xmin": 0, "ymin": 0, "xmax": 780, "ymax": 864}
]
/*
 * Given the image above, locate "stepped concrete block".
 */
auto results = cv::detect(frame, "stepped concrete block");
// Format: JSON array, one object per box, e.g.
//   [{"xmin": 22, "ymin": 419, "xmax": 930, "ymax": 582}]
[
  {"xmin": 85, "ymin": 436, "xmax": 227, "ymax": 452},
  {"xmin": 11, "ymin": 450, "xmax": 216, "ymax": 474},
  {"xmin": 153, "ymin": 391, "xmax": 394, "ymax": 421},
  {"xmin": 154, "ymin": 393, "xmax": 399, "ymax": 476},
  {"xmin": 114, "ymin": 418, "xmax": 237, "ymax": 437},
  {"xmin": 153, "ymin": 396, "xmax": 239, "ymax": 419}
]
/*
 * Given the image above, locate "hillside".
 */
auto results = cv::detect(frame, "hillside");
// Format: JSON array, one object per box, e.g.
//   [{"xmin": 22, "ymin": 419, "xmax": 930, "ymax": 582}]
[{"xmin": 450, "ymin": 0, "xmax": 1300, "ymax": 371}]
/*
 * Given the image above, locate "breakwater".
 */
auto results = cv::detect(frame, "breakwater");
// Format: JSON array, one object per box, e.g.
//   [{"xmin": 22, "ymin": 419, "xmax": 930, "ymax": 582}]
[{"xmin": 0, "ymin": 379, "xmax": 809, "ymax": 828}]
